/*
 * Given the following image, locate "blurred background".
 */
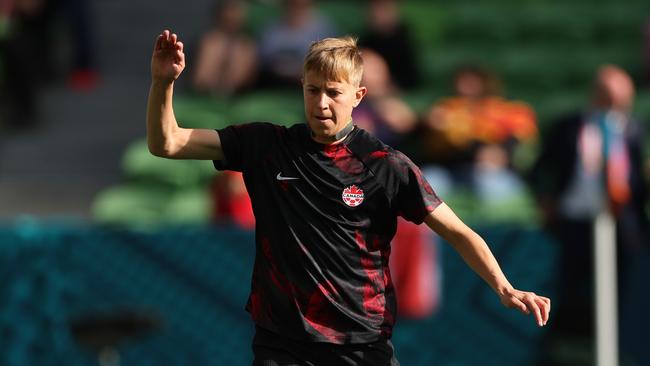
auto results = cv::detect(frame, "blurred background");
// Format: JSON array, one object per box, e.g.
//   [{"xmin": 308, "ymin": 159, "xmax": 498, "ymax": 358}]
[{"xmin": 1, "ymin": 0, "xmax": 649, "ymax": 365}]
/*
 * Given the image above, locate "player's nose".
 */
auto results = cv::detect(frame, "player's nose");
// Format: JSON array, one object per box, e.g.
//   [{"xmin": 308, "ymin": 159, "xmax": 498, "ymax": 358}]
[{"xmin": 317, "ymin": 93, "xmax": 329, "ymax": 109}]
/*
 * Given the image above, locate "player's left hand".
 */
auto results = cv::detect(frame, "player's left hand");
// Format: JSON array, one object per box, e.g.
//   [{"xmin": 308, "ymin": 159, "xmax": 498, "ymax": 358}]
[{"xmin": 499, "ymin": 288, "xmax": 550, "ymax": 327}]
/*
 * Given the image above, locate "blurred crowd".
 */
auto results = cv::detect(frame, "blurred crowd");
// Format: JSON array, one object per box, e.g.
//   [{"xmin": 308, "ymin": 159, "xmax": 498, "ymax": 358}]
[
  {"xmin": 202, "ymin": 0, "xmax": 540, "ymax": 217},
  {"xmin": 198, "ymin": 0, "xmax": 649, "ymax": 248},
  {"xmin": 0, "ymin": 0, "xmax": 98, "ymax": 130},
  {"xmin": 1, "ymin": 0, "xmax": 649, "ymax": 363}
]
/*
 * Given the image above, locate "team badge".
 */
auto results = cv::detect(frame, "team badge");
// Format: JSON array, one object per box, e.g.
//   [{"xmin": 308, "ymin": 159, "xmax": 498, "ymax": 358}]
[{"xmin": 342, "ymin": 185, "xmax": 364, "ymax": 207}]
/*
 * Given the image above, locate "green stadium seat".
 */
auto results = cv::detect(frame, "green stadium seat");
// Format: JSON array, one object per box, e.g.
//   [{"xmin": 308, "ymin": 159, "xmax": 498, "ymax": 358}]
[
  {"xmin": 229, "ymin": 91, "xmax": 304, "ymax": 125},
  {"xmin": 121, "ymin": 139, "xmax": 215, "ymax": 188},
  {"xmin": 318, "ymin": 2, "xmax": 366, "ymax": 36},
  {"xmin": 173, "ymin": 95, "xmax": 230, "ymax": 129},
  {"xmin": 440, "ymin": 187, "xmax": 539, "ymax": 226},
  {"xmin": 402, "ymin": 89, "xmax": 441, "ymax": 115},
  {"xmin": 244, "ymin": 3, "xmax": 281, "ymax": 37},
  {"xmin": 93, "ymin": 143, "xmax": 216, "ymax": 227},
  {"xmin": 401, "ymin": 2, "xmax": 445, "ymax": 47},
  {"xmin": 163, "ymin": 187, "xmax": 212, "ymax": 225},
  {"xmin": 634, "ymin": 91, "xmax": 650, "ymax": 122},
  {"xmin": 91, "ymin": 183, "xmax": 172, "ymax": 227},
  {"xmin": 478, "ymin": 191, "xmax": 540, "ymax": 225}
]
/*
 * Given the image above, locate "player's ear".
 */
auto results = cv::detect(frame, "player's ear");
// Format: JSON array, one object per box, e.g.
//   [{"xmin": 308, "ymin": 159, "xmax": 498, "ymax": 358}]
[{"xmin": 353, "ymin": 86, "xmax": 367, "ymax": 107}]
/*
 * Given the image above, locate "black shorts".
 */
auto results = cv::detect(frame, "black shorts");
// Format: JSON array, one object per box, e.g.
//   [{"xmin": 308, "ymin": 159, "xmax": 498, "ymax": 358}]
[{"xmin": 252, "ymin": 326, "xmax": 400, "ymax": 366}]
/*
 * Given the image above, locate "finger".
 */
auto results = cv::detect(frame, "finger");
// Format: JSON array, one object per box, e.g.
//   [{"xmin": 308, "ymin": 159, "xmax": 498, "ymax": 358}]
[
  {"xmin": 176, "ymin": 41, "xmax": 184, "ymax": 51},
  {"xmin": 536, "ymin": 297, "xmax": 551, "ymax": 325},
  {"xmin": 170, "ymin": 33, "xmax": 178, "ymax": 45},
  {"xmin": 154, "ymin": 33, "xmax": 164, "ymax": 51},
  {"xmin": 176, "ymin": 49, "xmax": 185, "ymax": 65},
  {"xmin": 159, "ymin": 30, "xmax": 172, "ymax": 49},
  {"xmin": 525, "ymin": 297, "xmax": 544, "ymax": 327},
  {"xmin": 511, "ymin": 297, "xmax": 529, "ymax": 314}
]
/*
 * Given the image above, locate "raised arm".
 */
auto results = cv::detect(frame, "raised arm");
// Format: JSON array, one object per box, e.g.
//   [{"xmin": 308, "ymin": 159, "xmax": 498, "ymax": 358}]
[
  {"xmin": 147, "ymin": 30, "xmax": 223, "ymax": 160},
  {"xmin": 424, "ymin": 203, "xmax": 551, "ymax": 326}
]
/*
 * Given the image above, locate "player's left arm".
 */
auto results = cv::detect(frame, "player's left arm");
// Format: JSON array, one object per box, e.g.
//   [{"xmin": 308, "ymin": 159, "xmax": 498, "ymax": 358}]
[{"xmin": 424, "ymin": 203, "xmax": 551, "ymax": 326}]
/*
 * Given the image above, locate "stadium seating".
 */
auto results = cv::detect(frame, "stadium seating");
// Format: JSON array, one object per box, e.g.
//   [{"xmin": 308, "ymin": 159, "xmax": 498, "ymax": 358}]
[
  {"xmin": 91, "ymin": 139, "xmax": 215, "ymax": 227},
  {"xmin": 91, "ymin": 0, "xmax": 650, "ymax": 227}
]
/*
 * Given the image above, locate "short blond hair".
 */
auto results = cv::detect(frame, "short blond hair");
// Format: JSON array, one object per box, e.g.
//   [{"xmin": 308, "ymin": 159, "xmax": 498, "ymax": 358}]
[{"xmin": 303, "ymin": 36, "xmax": 364, "ymax": 86}]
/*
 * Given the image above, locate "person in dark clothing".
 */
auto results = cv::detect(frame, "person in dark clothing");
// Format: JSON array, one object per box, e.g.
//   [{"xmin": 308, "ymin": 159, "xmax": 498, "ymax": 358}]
[
  {"xmin": 1, "ymin": 0, "xmax": 55, "ymax": 128},
  {"xmin": 146, "ymin": 30, "xmax": 550, "ymax": 365},
  {"xmin": 530, "ymin": 64, "xmax": 647, "ymax": 365},
  {"xmin": 359, "ymin": 0, "xmax": 420, "ymax": 90},
  {"xmin": 1, "ymin": 0, "xmax": 97, "ymax": 129}
]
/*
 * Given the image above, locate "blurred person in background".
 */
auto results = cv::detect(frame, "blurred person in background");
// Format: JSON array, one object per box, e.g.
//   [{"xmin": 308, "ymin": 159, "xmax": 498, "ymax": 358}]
[
  {"xmin": 61, "ymin": 0, "xmax": 98, "ymax": 91},
  {"xmin": 212, "ymin": 171, "xmax": 255, "ymax": 230},
  {"xmin": 192, "ymin": 0, "xmax": 257, "ymax": 97},
  {"xmin": 0, "ymin": 0, "xmax": 10, "ymax": 123},
  {"xmin": 0, "ymin": 0, "xmax": 9, "ymax": 37},
  {"xmin": 0, "ymin": 0, "xmax": 96, "ymax": 129},
  {"xmin": 359, "ymin": 0, "xmax": 420, "ymax": 90},
  {"xmin": 418, "ymin": 65, "xmax": 537, "ymax": 201},
  {"xmin": 1, "ymin": 0, "xmax": 54, "ymax": 129},
  {"xmin": 256, "ymin": 0, "xmax": 336, "ymax": 89},
  {"xmin": 352, "ymin": 48, "xmax": 416, "ymax": 148},
  {"xmin": 194, "ymin": 1, "xmax": 256, "ymax": 230},
  {"xmin": 530, "ymin": 65, "xmax": 648, "ymax": 362}
]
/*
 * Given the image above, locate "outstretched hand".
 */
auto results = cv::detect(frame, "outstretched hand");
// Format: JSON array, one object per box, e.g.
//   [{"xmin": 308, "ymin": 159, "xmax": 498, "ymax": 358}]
[
  {"xmin": 151, "ymin": 30, "xmax": 185, "ymax": 83},
  {"xmin": 499, "ymin": 288, "xmax": 551, "ymax": 327}
]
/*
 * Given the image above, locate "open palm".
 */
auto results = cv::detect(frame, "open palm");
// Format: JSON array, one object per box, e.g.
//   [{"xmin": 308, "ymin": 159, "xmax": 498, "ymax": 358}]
[{"xmin": 151, "ymin": 30, "xmax": 185, "ymax": 83}]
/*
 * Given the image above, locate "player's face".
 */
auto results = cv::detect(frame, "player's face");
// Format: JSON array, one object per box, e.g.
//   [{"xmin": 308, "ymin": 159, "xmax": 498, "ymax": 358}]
[{"xmin": 302, "ymin": 70, "xmax": 366, "ymax": 144}]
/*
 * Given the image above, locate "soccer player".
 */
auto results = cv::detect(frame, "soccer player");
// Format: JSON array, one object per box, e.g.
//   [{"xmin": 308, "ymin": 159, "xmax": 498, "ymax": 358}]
[{"xmin": 147, "ymin": 30, "xmax": 550, "ymax": 365}]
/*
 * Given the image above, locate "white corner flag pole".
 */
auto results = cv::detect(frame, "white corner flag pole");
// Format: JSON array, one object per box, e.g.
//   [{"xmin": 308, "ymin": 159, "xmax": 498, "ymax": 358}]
[{"xmin": 594, "ymin": 210, "xmax": 618, "ymax": 366}]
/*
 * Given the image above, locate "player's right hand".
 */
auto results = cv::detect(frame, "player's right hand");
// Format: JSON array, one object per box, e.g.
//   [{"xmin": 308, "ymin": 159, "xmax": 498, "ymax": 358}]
[
  {"xmin": 499, "ymin": 288, "xmax": 551, "ymax": 327},
  {"xmin": 151, "ymin": 30, "xmax": 185, "ymax": 84}
]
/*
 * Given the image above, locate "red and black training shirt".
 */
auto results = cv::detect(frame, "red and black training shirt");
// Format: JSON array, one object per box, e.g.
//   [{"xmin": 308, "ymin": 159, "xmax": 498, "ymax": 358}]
[{"xmin": 214, "ymin": 122, "xmax": 441, "ymax": 345}]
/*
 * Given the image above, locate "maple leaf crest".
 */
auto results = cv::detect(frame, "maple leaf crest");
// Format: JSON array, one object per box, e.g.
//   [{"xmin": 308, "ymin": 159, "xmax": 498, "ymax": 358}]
[
  {"xmin": 342, "ymin": 185, "xmax": 364, "ymax": 207},
  {"xmin": 345, "ymin": 185, "xmax": 363, "ymax": 195}
]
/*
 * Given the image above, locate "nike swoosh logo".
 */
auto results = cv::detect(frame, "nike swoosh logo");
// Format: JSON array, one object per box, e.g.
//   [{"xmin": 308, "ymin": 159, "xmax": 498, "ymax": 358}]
[{"xmin": 276, "ymin": 173, "xmax": 300, "ymax": 181}]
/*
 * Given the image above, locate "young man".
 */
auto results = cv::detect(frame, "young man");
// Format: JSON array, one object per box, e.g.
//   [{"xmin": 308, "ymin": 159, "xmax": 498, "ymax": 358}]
[{"xmin": 147, "ymin": 30, "xmax": 550, "ymax": 365}]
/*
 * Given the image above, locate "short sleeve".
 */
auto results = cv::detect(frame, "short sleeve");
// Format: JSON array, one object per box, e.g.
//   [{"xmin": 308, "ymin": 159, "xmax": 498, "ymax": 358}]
[
  {"xmin": 213, "ymin": 122, "xmax": 276, "ymax": 172},
  {"xmin": 390, "ymin": 151, "xmax": 442, "ymax": 224}
]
